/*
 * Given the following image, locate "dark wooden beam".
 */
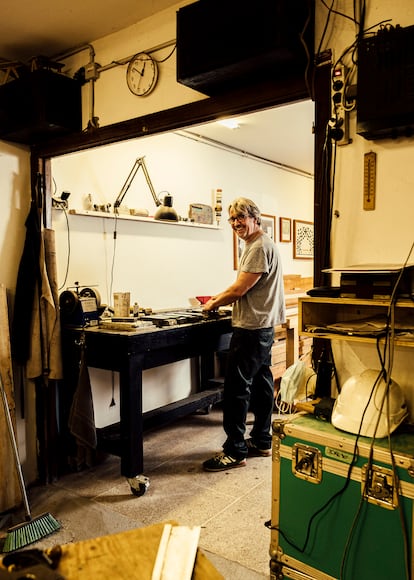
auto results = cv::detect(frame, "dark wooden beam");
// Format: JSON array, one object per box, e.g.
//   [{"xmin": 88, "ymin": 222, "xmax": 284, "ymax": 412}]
[{"xmin": 32, "ymin": 76, "xmax": 310, "ymax": 158}]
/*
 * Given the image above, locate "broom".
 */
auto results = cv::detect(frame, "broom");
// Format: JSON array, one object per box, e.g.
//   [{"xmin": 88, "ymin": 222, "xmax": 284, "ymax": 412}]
[{"xmin": 0, "ymin": 374, "xmax": 61, "ymax": 552}]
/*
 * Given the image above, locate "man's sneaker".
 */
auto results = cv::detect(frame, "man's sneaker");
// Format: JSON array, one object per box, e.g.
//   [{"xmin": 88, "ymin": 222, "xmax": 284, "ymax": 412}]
[
  {"xmin": 245, "ymin": 438, "xmax": 271, "ymax": 457},
  {"xmin": 203, "ymin": 452, "xmax": 247, "ymax": 472}
]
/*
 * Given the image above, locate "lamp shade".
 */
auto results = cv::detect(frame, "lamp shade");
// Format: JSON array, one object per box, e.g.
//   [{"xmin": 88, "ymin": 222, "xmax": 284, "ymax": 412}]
[{"xmin": 154, "ymin": 194, "xmax": 179, "ymax": 221}]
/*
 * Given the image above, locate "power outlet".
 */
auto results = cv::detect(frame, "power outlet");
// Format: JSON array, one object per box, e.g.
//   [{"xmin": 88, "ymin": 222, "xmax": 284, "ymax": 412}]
[
  {"xmin": 330, "ymin": 65, "xmax": 351, "ymax": 146},
  {"xmin": 52, "ymin": 191, "xmax": 70, "ymax": 209},
  {"xmin": 52, "ymin": 197, "xmax": 68, "ymax": 209}
]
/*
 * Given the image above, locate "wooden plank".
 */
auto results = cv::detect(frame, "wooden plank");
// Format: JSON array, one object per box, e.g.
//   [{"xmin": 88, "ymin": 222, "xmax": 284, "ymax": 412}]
[
  {"xmin": 152, "ymin": 524, "xmax": 201, "ymax": 580},
  {"xmin": 0, "ymin": 284, "xmax": 20, "ymax": 512},
  {"xmin": 283, "ymin": 275, "xmax": 313, "ymax": 295},
  {"xmin": 55, "ymin": 524, "xmax": 222, "ymax": 580},
  {"xmin": 271, "ymin": 363, "xmax": 287, "ymax": 380}
]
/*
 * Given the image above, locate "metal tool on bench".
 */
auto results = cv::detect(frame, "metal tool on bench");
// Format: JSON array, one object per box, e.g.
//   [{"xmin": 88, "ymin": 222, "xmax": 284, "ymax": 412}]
[{"xmin": 59, "ymin": 284, "xmax": 101, "ymax": 327}]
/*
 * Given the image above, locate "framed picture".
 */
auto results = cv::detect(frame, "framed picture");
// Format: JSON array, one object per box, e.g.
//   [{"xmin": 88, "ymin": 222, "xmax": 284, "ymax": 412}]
[
  {"xmin": 279, "ymin": 217, "xmax": 291, "ymax": 242},
  {"xmin": 261, "ymin": 213, "xmax": 276, "ymax": 240},
  {"xmin": 293, "ymin": 219, "xmax": 314, "ymax": 259},
  {"xmin": 233, "ymin": 232, "xmax": 244, "ymax": 270}
]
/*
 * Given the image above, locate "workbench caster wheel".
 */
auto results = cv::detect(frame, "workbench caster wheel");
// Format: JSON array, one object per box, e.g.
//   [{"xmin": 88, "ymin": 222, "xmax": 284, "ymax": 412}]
[
  {"xmin": 127, "ymin": 475, "xmax": 150, "ymax": 496},
  {"xmin": 196, "ymin": 404, "xmax": 212, "ymax": 415}
]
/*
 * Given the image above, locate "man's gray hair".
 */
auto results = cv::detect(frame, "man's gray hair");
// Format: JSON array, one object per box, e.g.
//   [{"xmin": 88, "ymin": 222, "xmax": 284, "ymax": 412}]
[{"xmin": 228, "ymin": 197, "xmax": 262, "ymax": 225}]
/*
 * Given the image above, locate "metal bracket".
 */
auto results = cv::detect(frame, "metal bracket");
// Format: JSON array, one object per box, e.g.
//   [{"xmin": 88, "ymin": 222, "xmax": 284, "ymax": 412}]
[
  {"xmin": 361, "ymin": 464, "xmax": 398, "ymax": 510},
  {"xmin": 272, "ymin": 419, "xmax": 288, "ymax": 440},
  {"xmin": 292, "ymin": 443, "xmax": 322, "ymax": 484}
]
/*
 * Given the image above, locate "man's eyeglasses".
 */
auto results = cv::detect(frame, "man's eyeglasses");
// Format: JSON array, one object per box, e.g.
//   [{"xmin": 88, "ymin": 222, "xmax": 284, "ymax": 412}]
[{"xmin": 228, "ymin": 214, "xmax": 249, "ymax": 224}]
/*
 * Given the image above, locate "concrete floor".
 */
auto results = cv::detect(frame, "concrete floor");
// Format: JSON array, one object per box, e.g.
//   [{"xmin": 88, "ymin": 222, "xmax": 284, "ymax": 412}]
[{"xmin": 1, "ymin": 406, "xmax": 275, "ymax": 578}]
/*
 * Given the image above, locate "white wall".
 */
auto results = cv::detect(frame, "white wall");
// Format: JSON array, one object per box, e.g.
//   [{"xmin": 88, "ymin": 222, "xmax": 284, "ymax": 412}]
[
  {"xmin": 51, "ymin": 131, "xmax": 313, "ymax": 310},
  {"xmin": 0, "ymin": 141, "xmax": 31, "ymax": 291}
]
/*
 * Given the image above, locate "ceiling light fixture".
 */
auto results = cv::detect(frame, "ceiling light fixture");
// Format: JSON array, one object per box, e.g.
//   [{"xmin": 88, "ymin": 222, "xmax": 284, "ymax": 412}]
[{"xmin": 217, "ymin": 119, "xmax": 240, "ymax": 129}]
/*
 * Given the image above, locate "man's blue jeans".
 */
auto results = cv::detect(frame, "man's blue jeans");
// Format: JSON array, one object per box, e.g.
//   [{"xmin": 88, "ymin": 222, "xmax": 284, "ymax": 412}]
[{"xmin": 222, "ymin": 326, "xmax": 275, "ymax": 459}]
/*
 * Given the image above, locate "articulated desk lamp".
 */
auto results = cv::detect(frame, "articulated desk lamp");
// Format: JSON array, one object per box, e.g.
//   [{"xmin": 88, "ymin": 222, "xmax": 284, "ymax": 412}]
[{"xmin": 113, "ymin": 156, "xmax": 178, "ymax": 221}]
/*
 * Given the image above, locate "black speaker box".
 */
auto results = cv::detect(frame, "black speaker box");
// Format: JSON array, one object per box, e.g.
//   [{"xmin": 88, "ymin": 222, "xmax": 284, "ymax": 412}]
[
  {"xmin": 176, "ymin": 0, "xmax": 313, "ymax": 96},
  {"xmin": 0, "ymin": 70, "xmax": 82, "ymax": 145},
  {"xmin": 357, "ymin": 24, "xmax": 414, "ymax": 140}
]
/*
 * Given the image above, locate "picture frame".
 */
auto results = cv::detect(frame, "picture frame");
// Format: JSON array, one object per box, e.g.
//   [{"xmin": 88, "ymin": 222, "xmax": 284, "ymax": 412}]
[
  {"xmin": 233, "ymin": 213, "xmax": 276, "ymax": 270},
  {"xmin": 293, "ymin": 219, "xmax": 314, "ymax": 259},
  {"xmin": 261, "ymin": 213, "xmax": 276, "ymax": 241},
  {"xmin": 279, "ymin": 217, "xmax": 291, "ymax": 243},
  {"xmin": 233, "ymin": 232, "xmax": 244, "ymax": 270}
]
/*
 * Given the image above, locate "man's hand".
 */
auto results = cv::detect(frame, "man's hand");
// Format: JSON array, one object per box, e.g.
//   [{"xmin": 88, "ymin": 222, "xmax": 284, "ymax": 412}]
[{"xmin": 202, "ymin": 297, "xmax": 218, "ymax": 312}]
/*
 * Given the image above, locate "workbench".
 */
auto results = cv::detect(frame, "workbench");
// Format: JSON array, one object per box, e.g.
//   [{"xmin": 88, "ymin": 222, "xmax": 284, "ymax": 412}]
[{"xmin": 61, "ymin": 314, "xmax": 232, "ymax": 495}]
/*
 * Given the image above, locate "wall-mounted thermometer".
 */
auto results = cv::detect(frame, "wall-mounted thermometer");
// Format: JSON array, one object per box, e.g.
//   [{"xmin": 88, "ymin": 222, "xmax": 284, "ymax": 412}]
[{"xmin": 363, "ymin": 151, "xmax": 376, "ymax": 211}]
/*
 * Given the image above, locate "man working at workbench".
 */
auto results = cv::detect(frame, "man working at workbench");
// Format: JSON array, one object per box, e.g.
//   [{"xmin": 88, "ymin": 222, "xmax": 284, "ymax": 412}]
[{"xmin": 202, "ymin": 197, "xmax": 285, "ymax": 471}]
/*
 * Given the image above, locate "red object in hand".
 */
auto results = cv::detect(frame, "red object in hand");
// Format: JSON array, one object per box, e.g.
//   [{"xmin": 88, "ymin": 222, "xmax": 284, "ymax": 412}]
[{"xmin": 196, "ymin": 296, "xmax": 212, "ymax": 305}]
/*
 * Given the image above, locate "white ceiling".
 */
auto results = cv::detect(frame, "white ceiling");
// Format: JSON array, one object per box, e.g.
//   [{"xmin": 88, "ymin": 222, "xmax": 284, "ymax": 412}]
[
  {"xmin": 188, "ymin": 102, "xmax": 315, "ymax": 176},
  {"xmin": 0, "ymin": 0, "xmax": 315, "ymax": 175}
]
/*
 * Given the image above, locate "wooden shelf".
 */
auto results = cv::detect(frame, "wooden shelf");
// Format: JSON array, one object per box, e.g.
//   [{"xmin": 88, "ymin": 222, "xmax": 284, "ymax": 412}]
[
  {"xmin": 299, "ymin": 296, "xmax": 414, "ymax": 347},
  {"xmin": 66, "ymin": 209, "xmax": 220, "ymax": 229}
]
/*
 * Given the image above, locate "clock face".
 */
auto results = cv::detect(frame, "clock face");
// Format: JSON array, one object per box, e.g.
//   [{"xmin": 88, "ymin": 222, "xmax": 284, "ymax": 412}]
[{"xmin": 126, "ymin": 53, "xmax": 158, "ymax": 96}]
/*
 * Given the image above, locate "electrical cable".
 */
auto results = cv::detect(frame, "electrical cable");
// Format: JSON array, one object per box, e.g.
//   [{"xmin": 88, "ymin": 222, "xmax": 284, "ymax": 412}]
[
  {"xmin": 274, "ymin": 391, "xmax": 294, "ymax": 415},
  {"xmin": 340, "ymin": 374, "xmax": 410, "ymax": 579},
  {"xmin": 382, "ymin": 244, "xmax": 414, "ymax": 580},
  {"xmin": 109, "ymin": 214, "xmax": 119, "ymax": 310},
  {"xmin": 323, "ymin": 118, "xmax": 336, "ymax": 271},
  {"xmin": 298, "ymin": 0, "xmax": 313, "ymax": 100},
  {"xmin": 338, "ymin": 239, "xmax": 414, "ymax": 579},
  {"xmin": 338, "ymin": 370, "xmax": 384, "ymax": 579},
  {"xmin": 110, "ymin": 371, "xmax": 116, "ymax": 407},
  {"xmin": 315, "ymin": 0, "xmax": 335, "ymax": 57},
  {"xmin": 318, "ymin": 0, "xmax": 359, "ymax": 26},
  {"xmin": 57, "ymin": 207, "xmax": 71, "ymax": 291},
  {"xmin": 153, "ymin": 44, "xmax": 176, "ymax": 64}
]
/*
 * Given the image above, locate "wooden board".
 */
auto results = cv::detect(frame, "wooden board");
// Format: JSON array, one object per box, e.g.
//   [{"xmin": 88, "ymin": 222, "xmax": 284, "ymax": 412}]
[{"xmin": 0, "ymin": 284, "xmax": 20, "ymax": 512}]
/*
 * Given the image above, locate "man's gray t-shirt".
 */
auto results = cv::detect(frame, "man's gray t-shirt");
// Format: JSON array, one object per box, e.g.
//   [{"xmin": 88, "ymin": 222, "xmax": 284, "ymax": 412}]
[{"xmin": 232, "ymin": 232, "xmax": 285, "ymax": 329}]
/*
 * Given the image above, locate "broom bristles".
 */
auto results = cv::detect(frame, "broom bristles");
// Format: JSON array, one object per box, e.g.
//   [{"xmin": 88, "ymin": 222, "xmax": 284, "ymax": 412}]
[{"xmin": 2, "ymin": 512, "xmax": 61, "ymax": 553}]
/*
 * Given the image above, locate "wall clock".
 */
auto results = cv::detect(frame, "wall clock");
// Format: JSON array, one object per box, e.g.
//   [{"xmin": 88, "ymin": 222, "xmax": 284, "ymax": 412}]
[{"xmin": 126, "ymin": 53, "xmax": 158, "ymax": 96}]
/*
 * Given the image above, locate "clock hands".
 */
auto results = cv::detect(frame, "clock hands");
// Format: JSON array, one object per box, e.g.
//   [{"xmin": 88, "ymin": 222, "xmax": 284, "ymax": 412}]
[{"xmin": 132, "ymin": 61, "xmax": 146, "ymax": 76}]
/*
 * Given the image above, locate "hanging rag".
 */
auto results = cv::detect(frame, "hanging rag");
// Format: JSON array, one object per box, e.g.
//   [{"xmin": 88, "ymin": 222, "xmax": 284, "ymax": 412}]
[
  {"xmin": 68, "ymin": 342, "xmax": 97, "ymax": 467},
  {"xmin": 11, "ymin": 199, "xmax": 41, "ymax": 364},
  {"xmin": 26, "ymin": 228, "xmax": 63, "ymax": 380}
]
